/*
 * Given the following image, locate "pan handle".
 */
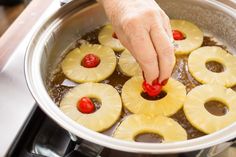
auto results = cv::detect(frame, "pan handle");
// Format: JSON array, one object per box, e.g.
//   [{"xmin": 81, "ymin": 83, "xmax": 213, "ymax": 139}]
[
  {"xmin": 196, "ymin": 138, "xmax": 236, "ymax": 157},
  {"xmin": 68, "ymin": 132, "xmax": 104, "ymax": 157}
]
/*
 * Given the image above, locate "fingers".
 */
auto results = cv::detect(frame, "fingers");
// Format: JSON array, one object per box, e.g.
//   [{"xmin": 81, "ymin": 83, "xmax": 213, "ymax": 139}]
[
  {"xmin": 160, "ymin": 10, "xmax": 173, "ymax": 40},
  {"xmin": 127, "ymin": 28, "xmax": 159, "ymax": 84},
  {"xmin": 102, "ymin": 0, "xmax": 175, "ymax": 85},
  {"xmin": 150, "ymin": 23, "xmax": 175, "ymax": 83}
]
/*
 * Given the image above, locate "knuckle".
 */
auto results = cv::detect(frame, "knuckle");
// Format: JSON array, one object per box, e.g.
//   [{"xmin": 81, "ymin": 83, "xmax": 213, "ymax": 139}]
[
  {"xmin": 159, "ymin": 45, "xmax": 175, "ymax": 59},
  {"xmin": 143, "ymin": 9, "xmax": 157, "ymax": 17},
  {"xmin": 163, "ymin": 14, "xmax": 170, "ymax": 22},
  {"xmin": 121, "ymin": 15, "xmax": 140, "ymax": 32},
  {"xmin": 159, "ymin": 10, "xmax": 170, "ymax": 22},
  {"xmin": 162, "ymin": 44, "xmax": 174, "ymax": 55},
  {"xmin": 139, "ymin": 54, "xmax": 157, "ymax": 66},
  {"xmin": 150, "ymin": 23, "xmax": 162, "ymax": 30},
  {"xmin": 129, "ymin": 34, "xmax": 145, "ymax": 45},
  {"xmin": 160, "ymin": 52, "xmax": 175, "ymax": 68}
]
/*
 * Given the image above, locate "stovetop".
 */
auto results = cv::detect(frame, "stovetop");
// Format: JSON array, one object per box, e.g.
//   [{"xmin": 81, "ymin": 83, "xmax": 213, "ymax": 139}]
[
  {"xmin": 4, "ymin": 104, "xmax": 236, "ymax": 157},
  {"xmin": 1, "ymin": 0, "xmax": 236, "ymax": 157},
  {"xmin": 7, "ymin": 106, "xmax": 201, "ymax": 157}
]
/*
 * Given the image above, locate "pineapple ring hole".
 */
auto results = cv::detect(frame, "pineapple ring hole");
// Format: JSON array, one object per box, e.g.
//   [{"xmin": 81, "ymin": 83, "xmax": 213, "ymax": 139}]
[
  {"xmin": 204, "ymin": 100, "xmax": 228, "ymax": 116},
  {"xmin": 205, "ymin": 61, "xmax": 225, "ymax": 73},
  {"xmin": 135, "ymin": 132, "xmax": 164, "ymax": 143},
  {"xmin": 90, "ymin": 97, "xmax": 102, "ymax": 111},
  {"xmin": 141, "ymin": 91, "xmax": 167, "ymax": 101}
]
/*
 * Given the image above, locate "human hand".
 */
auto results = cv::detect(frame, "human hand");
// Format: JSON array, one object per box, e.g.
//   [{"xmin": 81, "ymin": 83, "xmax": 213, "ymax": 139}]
[{"xmin": 100, "ymin": 0, "xmax": 175, "ymax": 84}]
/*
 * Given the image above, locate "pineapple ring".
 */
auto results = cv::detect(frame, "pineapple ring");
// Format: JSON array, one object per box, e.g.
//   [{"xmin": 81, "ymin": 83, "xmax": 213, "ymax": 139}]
[
  {"xmin": 60, "ymin": 83, "xmax": 122, "ymax": 132},
  {"xmin": 113, "ymin": 114, "xmax": 187, "ymax": 142},
  {"xmin": 184, "ymin": 84, "xmax": 236, "ymax": 134},
  {"xmin": 118, "ymin": 49, "xmax": 176, "ymax": 77},
  {"xmin": 171, "ymin": 20, "xmax": 203, "ymax": 55},
  {"xmin": 61, "ymin": 44, "xmax": 117, "ymax": 83},
  {"xmin": 98, "ymin": 24, "xmax": 125, "ymax": 51},
  {"xmin": 118, "ymin": 49, "xmax": 142, "ymax": 77},
  {"xmin": 121, "ymin": 76, "xmax": 186, "ymax": 116},
  {"xmin": 188, "ymin": 46, "xmax": 236, "ymax": 87}
]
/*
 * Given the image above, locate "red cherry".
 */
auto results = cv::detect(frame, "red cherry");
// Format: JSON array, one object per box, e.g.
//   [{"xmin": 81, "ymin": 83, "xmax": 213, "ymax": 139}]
[
  {"xmin": 82, "ymin": 54, "xmax": 100, "ymax": 68},
  {"xmin": 142, "ymin": 79, "xmax": 163, "ymax": 97},
  {"xmin": 172, "ymin": 30, "xmax": 185, "ymax": 40},
  {"xmin": 112, "ymin": 32, "xmax": 118, "ymax": 39},
  {"xmin": 77, "ymin": 97, "xmax": 95, "ymax": 114}
]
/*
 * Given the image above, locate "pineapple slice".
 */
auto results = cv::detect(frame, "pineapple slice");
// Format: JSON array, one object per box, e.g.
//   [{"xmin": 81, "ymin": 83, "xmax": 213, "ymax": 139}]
[
  {"xmin": 184, "ymin": 84, "xmax": 236, "ymax": 134},
  {"xmin": 60, "ymin": 83, "xmax": 122, "ymax": 132},
  {"xmin": 121, "ymin": 76, "xmax": 186, "ymax": 116},
  {"xmin": 98, "ymin": 24, "xmax": 125, "ymax": 51},
  {"xmin": 61, "ymin": 44, "xmax": 116, "ymax": 83},
  {"xmin": 113, "ymin": 114, "xmax": 187, "ymax": 142},
  {"xmin": 188, "ymin": 46, "xmax": 236, "ymax": 87},
  {"xmin": 171, "ymin": 20, "xmax": 203, "ymax": 55},
  {"xmin": 118, "ymin": 49, "xmax": 142, "ymax": 77}
]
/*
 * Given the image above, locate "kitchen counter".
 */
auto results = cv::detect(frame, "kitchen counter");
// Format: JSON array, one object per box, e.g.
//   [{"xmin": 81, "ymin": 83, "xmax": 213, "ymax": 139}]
[{"xmin": 0, "ymin": 0, "xmax": 60, "ymax": 156}]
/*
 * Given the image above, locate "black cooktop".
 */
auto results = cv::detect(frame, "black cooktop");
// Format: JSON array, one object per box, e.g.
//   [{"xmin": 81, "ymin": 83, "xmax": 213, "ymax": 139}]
[{"xmin": 7, "ymin": 105, "xmax": 204, "ymax": 157}]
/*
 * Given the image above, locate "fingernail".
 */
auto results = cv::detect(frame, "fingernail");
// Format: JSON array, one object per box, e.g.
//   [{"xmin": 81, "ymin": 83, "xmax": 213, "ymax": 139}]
[
  {"xmin": 161, "ymin": 79, "xmax": 169, "ymax": 86},
  {"xmin": 152, "ymin": 77, "xmax": 159, "ymax": 86}
]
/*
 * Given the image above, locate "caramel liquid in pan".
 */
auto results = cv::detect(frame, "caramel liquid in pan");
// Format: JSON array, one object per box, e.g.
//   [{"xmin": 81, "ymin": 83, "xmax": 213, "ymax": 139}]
[{"xmin": 48, "ymin": 28, "xmax": 233, "ymax": 142}]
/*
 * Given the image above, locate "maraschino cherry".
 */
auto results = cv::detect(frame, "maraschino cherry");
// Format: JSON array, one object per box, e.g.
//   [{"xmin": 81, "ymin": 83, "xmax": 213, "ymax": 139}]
[
  {"xmin": 82, "ymin": 54, "xmax": 100, "ymax": 68},
  {"xmin": 77, "ymin": 97, "xmax": 95, "ymax": 114},
  {"xmin": 172, "ymin": 30, "xmax": 185, "ymax": 40},
  {"xmin": 142, "ymin": 72, "xmax": 168, "ymax": 97},
  {"xmin": 142, "ymin": 79, "xmax": 163, "ymax": 97}
]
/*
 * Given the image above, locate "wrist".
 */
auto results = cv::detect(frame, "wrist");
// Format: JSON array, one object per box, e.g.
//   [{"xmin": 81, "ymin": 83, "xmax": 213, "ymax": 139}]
[{"xmin": 99, "ymin": 0, "xmax": 120, "ymax": 22}]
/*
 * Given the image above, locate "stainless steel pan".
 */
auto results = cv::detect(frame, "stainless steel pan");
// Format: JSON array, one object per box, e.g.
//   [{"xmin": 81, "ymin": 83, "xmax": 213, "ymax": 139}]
[{"xmin": 25, "ymin": 0, "xmax": 236, "ymax": 154}]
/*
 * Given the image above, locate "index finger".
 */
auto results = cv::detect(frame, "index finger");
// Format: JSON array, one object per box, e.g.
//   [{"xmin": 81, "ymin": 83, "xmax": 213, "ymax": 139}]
[{"xmin": 128, "ymin": 28, "xmax": 160, "ymax": 84}]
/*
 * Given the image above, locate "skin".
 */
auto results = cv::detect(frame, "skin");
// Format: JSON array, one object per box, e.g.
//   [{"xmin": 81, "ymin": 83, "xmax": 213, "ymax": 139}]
[{"xmin": 99, "ymin": 0, "xmax": 175, "ymax": 84}]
